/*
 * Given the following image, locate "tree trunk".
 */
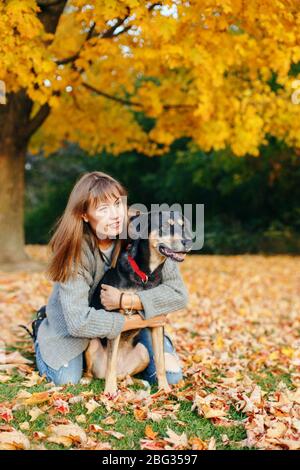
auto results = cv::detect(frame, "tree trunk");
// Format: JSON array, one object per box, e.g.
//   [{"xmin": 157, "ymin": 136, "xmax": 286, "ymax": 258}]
[
  {"xmin": 0, "ymin": 89, "xmax": 35, "ymax": 266},
  {"xmin": 0, "ymin": 1, "xmax": 67, "ymax": 268},
  {"xmin": 0, "ymin": 142, "xmax": 28, "ymax": 265}
]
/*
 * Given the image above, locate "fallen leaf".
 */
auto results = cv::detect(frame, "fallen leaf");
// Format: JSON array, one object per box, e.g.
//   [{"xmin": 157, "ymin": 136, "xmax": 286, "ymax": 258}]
[
  {"xmin": 189, "ymin": 436, "xmax": 208, "ymax": 450},
  {"xmin": 0, "ymin": 374, "xmax": 10, "ymax": 383},
  {"xmin": 0, "ymin": 430, "xmax": 30, "ymax": 450},
  {"xmin": 202, "ymin": 404, "xmax": 227, "ymax": 419},
  {"xmin": 75, "ymin": 414, "xmax": 87, "ymax": 424},
  {"xmin": 102, "ymin": 416, "xmax": 116, "ymax": 425},
  {"xmin": 164, "ymin": 427, "xmax": 188, "ymax": 449},
  {"xmin": 19, "ymin": 421, "xmax": 30, "ymax": 431},
  {"xmin": 0, "ymin": 350, "xmax": 32, "ymax": 365},
  {"xmin": 140, "ymin": 438, "xmax": 166, "ymax": 450},
  {"xmin": 29, "ymin": 407, "xmax": 44, "ymax": 422},
  {"xmin": 266, "ymin": 421, "xmax": 287, "ymax": 438},
  {"xmin": 85, "ymin": 399, "xmax": 100, "ymax": 415},
  {"xmin": 47, "ymin": 423, "xmax": 87, "ymax": 448},
  {"xmin": 23, "ymin": 391, "xmax": 50, "ymax": 406},
  {"xmin": 23, "ymin": 371, "xmax": 45, "ymax": 387},
  {"xmin": 208, "ymin": 436, "xmax": 217, "ymax": 450},
  {"xmin": 33, "ymin": 431, "xmax": 46, "ymax": 440},
  {"xmin": 53, "ymin": 398, "xmax": 70, "ymax": 415},
  {"xmin": 145, "ymin": 425, "xmax": 158, "ymax": 440},
  {"xmin": 0, "ymin": 407, "xmax": 13, "ymax": 423},
  {"xmin": 104, "ymin": 430, "xmax": 125, "ymax": 440},
  {"xmin": 69, "ymin": 395, "xmax": 84, "ymax": 405}
]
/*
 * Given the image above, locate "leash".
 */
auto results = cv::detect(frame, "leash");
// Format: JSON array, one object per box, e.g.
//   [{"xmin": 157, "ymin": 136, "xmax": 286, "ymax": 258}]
[{"xmin": 17, "ymin": 324, "xmax": 34, "ymax": 339}]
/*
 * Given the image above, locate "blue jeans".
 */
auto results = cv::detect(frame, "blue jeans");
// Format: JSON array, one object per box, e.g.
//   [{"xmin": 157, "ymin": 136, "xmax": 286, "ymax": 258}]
[
  {"xmin": 133, "ymin": 327, "xmax": 183, "ymax": 385},
  {"xmin": 34, "ymin": 327, "xmax": 183, "ymax": 386},
  {"xmin": 34, "ymin": 340, "xmax": 83, "ymax": 386}
]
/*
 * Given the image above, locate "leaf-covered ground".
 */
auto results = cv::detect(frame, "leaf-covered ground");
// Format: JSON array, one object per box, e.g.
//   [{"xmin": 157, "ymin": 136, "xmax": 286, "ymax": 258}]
[{"xmin": 0, "ymin": 246, "xmax": 299, "ymax": 450}]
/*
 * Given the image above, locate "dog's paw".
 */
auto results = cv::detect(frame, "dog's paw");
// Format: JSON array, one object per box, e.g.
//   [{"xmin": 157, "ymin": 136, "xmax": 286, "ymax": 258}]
[
  {"xmin": 80, "ymin": 376, "xmax": 92, "ymax": 386},
  {"xmin": 102, "ymin": 392, "xmax": 119, "ymax": 401}
]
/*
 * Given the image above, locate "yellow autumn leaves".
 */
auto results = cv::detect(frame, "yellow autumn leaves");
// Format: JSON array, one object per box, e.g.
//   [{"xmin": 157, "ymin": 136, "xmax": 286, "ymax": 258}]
[{"xmin": 1, "ymin": 0, "xmax": 300, "ymax": 156}]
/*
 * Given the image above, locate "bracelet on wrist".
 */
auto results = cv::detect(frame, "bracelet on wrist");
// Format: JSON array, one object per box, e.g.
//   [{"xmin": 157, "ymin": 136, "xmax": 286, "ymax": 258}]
[
  {"xmin": 119, "ymin": 291, "xmax": 136, "ymax": 316},
  {"xmin": 119, "ymin": 292, "xmax": 125, "ymax": 310},
  {"xmin": 124, "ymin": 292, "xmax": 135, "ymax": 316}
]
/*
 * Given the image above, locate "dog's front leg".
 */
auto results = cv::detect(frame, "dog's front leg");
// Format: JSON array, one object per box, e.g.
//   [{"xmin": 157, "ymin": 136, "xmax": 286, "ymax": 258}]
[
  {"xmin": 104, "ymin": 334, "xmax": 121, "ymax": 394},
  {"xmin": 84, "ymin": 339, "xmax": 99, "ymax": 378},
  {"xmin": 151, "ymin": 326, "xmax": 171, "ymax": 392}
]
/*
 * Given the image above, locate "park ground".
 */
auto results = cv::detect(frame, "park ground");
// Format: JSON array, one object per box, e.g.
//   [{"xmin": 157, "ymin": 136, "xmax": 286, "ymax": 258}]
[{"xmin": 0, "ymin": 247, "xmax": 299, "ymax": 450}]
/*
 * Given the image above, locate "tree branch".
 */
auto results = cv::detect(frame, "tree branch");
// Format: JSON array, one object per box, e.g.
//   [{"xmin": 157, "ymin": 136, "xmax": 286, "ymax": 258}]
[
  {"xmin": 34, "ymin": 0, "xmax": 189, "ymax": 128},
  {"xmin": 148, "ymin": 2, "xmax": 163, "ymax": 11},
  {"xmin": 54, "ymin": 2, "xmax": 162, "ymax": 66},
  {"xmin": 25, "ymin": 102, "xmax": 51, "ymax": 139},
  {"xmin": 56, "ymin": 22, "xmax": 96, "ymax": 65},
  {"xmin": 55, "ymin": 8, "xmax": 131, "ymax": 66},
  {"xmin": 163, "ymin": 103, "xmax": 193, "ymax": 110},
  {"xmin": 82, "ymin": 82, "xmax": 142, "ymax": 107},
  {"xmin": 101, "ymin": 24, "xmax": 132, "ymax": 39},
  {"xmin": 81, "ymin": 82, "xmax": 193, "ymax": 110},
  {"xmin": 98, "ymin": 7, "xmax": 131, "ymax": 39}
]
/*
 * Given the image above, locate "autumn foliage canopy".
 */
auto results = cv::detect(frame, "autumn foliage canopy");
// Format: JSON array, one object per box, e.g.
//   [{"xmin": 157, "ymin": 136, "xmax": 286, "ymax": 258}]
[{"xmin": 1, "ymin": 0, "xmax": 300, "ymax": 158}]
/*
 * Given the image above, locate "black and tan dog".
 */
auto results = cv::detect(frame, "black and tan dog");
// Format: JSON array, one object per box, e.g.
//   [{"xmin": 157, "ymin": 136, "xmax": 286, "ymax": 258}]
[{"xmin": 85, "ymin": 210, "xmax": 193, "ymax": 394}]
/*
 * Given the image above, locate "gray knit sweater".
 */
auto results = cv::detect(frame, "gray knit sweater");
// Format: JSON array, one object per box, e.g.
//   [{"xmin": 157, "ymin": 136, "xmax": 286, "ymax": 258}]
[{"xmin": 37, "ymin": 237, "xmax": 189, "ymax": 370}]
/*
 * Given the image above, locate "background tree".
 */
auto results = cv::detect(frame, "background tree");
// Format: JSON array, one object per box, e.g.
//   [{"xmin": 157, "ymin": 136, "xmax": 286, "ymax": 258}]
[{"xmin": 1, "ymin": 0, "xmax": 300, "ymax": 265}]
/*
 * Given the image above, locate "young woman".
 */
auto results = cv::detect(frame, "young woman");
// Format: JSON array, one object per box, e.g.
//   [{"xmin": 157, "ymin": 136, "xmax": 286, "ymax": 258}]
[{"xmin": 34, "ymin": 171, "xmax": 189, "ymax": 386}]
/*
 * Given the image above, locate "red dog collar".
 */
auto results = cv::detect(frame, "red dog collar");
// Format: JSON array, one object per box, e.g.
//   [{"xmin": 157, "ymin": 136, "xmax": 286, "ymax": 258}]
[
  {"xmin": 127, "ymin": 255, "xmax": 149, "ymax": 283},
  {"xmin": 126, "ymin": 243, "xmax": 149, "ymax": 283}
]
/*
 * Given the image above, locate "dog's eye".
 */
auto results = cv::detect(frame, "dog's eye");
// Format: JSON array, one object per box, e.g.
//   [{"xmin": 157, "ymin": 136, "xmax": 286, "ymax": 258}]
[{"xmin": 167, "ymin": 218, "xmax": 175, "ymax": 225}]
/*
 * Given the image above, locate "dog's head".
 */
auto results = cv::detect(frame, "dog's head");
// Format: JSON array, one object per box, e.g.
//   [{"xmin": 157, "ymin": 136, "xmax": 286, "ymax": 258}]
[{"xmin": 128, "ymin": 210, "xmax": 193, "ymax": 263}]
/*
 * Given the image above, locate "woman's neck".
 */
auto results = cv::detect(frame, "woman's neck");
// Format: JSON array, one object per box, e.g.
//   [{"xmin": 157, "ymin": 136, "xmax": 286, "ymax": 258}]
[{"xmin": 98, "ymin": 238, "xmax": 114, "ymax": 250}]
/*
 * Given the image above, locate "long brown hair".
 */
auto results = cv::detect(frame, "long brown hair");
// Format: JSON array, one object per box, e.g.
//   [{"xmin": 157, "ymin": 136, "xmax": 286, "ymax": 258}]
[{"xmin": 46, "ymin": 171, "xmax": 129, "ymax": 283}]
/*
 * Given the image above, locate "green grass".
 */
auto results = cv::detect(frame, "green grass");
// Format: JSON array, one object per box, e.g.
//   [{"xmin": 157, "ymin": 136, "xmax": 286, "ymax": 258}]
[
  {"xmin": 248, "ymin": 368, "xmax": 296, "ymax": 394},
  {"xmin": 0, "ymin": 369, "xmax": 253, "ymax": 450},
  {"xmin": 1, "ymin": 341, "xmax": 294, "ymax": 451}
]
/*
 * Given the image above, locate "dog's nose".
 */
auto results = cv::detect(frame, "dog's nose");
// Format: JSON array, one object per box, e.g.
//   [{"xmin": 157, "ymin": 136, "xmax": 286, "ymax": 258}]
[{"xmin": 181, "ymin": 238, "xmax": 193, "ymax": 250}]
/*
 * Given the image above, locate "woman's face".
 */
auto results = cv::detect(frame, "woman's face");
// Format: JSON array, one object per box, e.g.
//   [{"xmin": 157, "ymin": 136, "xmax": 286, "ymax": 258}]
[{"xmin": 82, "ymin": 194, "xmax": 127, "ymax": 240}]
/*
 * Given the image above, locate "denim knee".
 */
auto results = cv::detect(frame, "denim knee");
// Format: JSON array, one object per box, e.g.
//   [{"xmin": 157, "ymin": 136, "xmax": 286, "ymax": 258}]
[
  {"xmin": 49, "ymin": 361, "xmax": 83, "ymax": 386},
  {"xmin": 143, "ymin": 366, "xmax": 183, "ymax": 386},
  {"xmin": 165, "ymin": 369, "xmax": 183, "ymax": 385},
  {"xmin": 134, "ymin": 327, "xmax": 183, "ymax": 385},
  {"xmin": 34, "ymin": 341, "xmax": 83, "ymax": 386}
]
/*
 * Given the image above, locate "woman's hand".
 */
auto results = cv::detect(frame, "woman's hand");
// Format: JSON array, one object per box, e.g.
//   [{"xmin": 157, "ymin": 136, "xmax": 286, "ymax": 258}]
[
  {"xmin": 100, "ymin": 284, "xmax": 121, "ymax": 311},
  {"xmin": 122, "ymin": 314, "xmax": 168, "ymax": 332},
  {"xmin": 146, "ymin": 315, "xmax": 168, "ymax": 328},
  {"xmin": 100, "ymin": 285, "xmax": 144, "ymax": 312}
]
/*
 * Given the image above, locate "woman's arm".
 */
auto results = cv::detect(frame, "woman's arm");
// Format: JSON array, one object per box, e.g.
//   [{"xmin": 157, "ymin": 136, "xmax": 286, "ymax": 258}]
[
  {"xmin": 100, "ymin": 259, "xmax": 189, "ymax": 320},
  {"xmin": 59, "ymin": 261, "xmax": 126, "ymax": 339},
  {"xmin": 133, "ymin": 257, "xmax": 189, "ymax": 319}
]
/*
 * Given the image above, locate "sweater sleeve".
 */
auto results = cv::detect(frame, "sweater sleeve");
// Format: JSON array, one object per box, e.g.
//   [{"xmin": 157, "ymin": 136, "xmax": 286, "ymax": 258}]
[
  {"xmin": 136, "ymin": 257, "xmax": 189, "ymax": 319},
  {"xmin": 58, "ymin": 261, "xmax": 125, "ymax": 339}
]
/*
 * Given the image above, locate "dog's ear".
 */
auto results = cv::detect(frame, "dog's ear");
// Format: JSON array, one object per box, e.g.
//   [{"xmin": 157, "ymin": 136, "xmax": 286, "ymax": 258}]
[
  {"xmin": 128, "ymin": 210, "xmax": 147, "ymax": 235},
  {"xmin": 128, "ymin": 210, "xmax": 142, "ymax": 225},
  {"xmin": 129, "ymin": 214, "xmax": 140, "ymax": 223}
]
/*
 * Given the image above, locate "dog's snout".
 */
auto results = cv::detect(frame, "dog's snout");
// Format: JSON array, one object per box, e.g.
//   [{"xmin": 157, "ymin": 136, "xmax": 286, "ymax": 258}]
[{"xmin": 181, "ymin": 238, "xmax": 193, "ymax": 250}]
